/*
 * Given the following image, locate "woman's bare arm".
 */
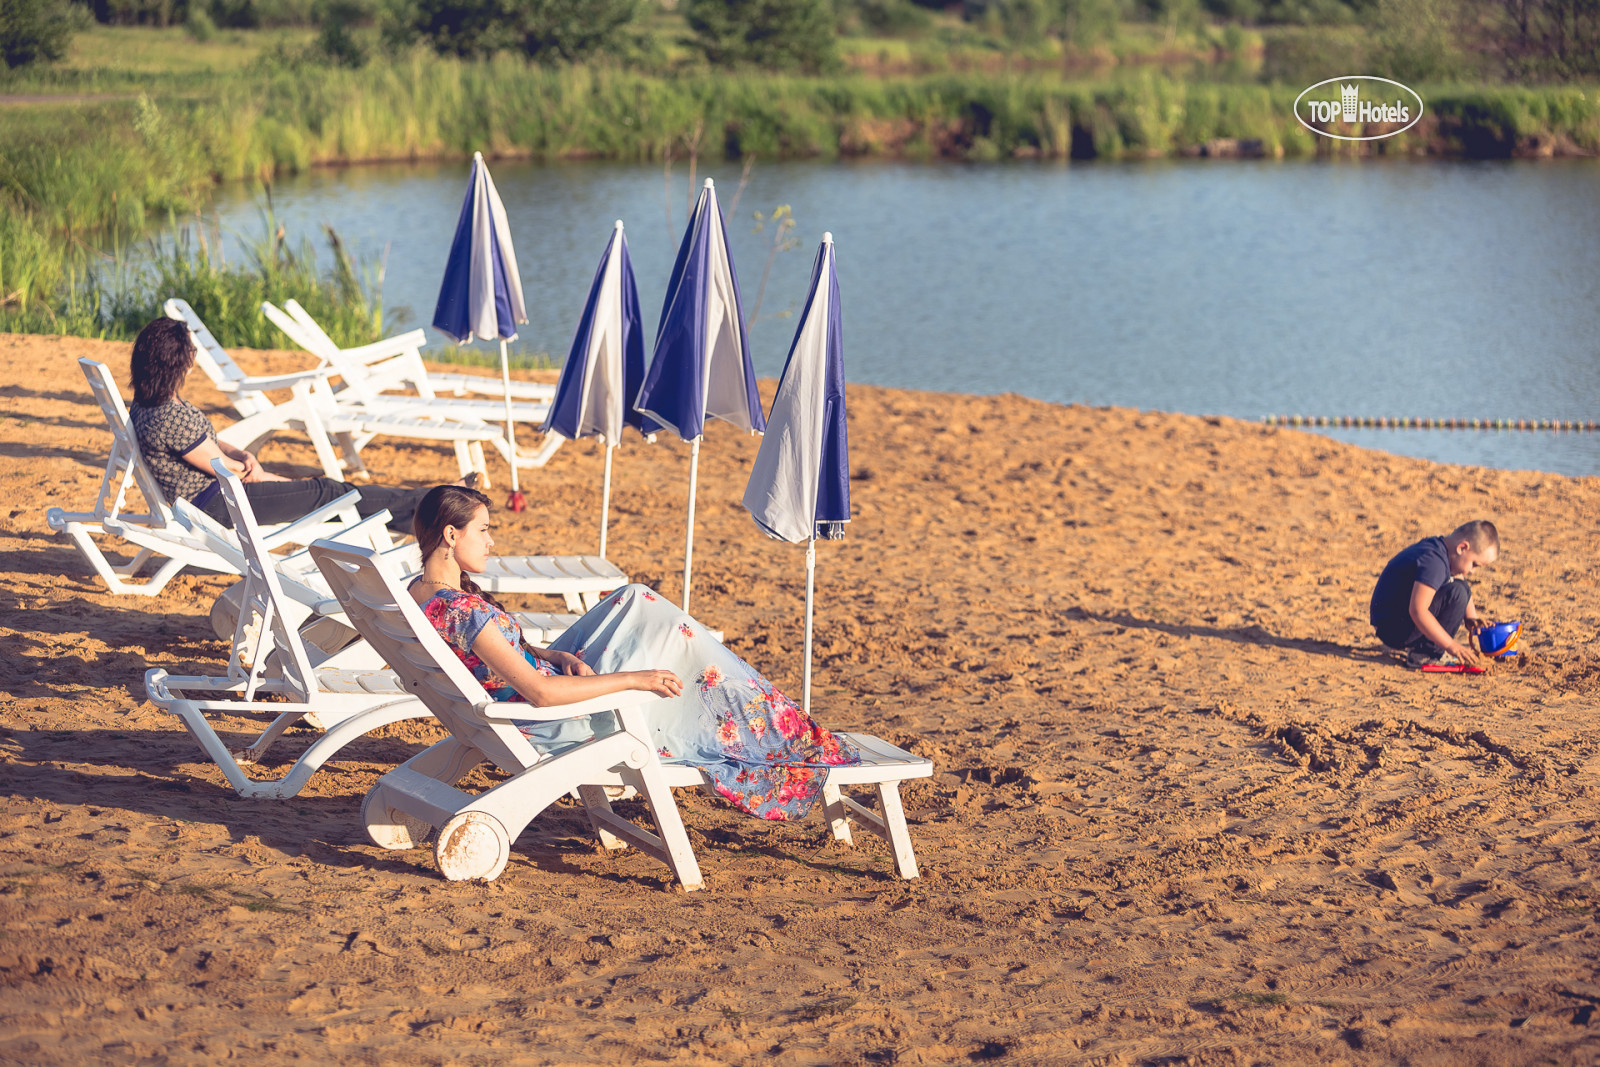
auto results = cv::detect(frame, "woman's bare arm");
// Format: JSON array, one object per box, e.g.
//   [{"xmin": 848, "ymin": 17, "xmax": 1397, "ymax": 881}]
[
  {"xmin": 525, "ymin": 646, "xmax": 593, "ymax": 676},
  {"xmin": 181, "ymin": 436, "xmax": 247, "ymax": 478},
  {"xmin": 181, "ymin": 436, "xmax": 283, "ymax": 483},
  {"xmin": 471, "ymin": 624, "xmax": 680, "ymax": 705}
]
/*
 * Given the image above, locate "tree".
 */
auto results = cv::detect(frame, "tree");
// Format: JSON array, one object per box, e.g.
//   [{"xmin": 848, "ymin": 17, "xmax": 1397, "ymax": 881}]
[
  {"xmin": 1489, "ymin": 0, "xmax": 1600, "ymax": 80},
  {"xmin": 409, "ymin": 0, "xmax": 519, "ymax": 58},
  {"xmin": 406, "ymin": 0, "xmax": 641, "ymax": 61},
  {"xmin": 520, "ymin": 0, "xmax": 642, "ymax": 61},
  {"xmin": 2, "ymin": 0, "xmax": 79, "ymax": 67},
  {"xmin": 685, "ymin": 0, "xmax": 839, "ymax": 72},
  {"xmin": 1370, "ymin": 0, "xmax": 1476, "ymax": 81},
  {"xmin": 315, "ymin": 0, "xmax": 373, "ymax": 65}
]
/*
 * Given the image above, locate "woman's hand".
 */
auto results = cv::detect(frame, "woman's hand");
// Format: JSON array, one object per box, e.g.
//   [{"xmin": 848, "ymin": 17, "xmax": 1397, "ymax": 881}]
[
  {"xmin": 239, "ymin": 451, "xmax": 265, "ymax": 483},
  {"xmin": 630, "ymin": 670, "xmax": 683, "ymax": 698},
  {"xmin": 545, "ymin": 650, "xmax": 593, "ymax": 677}
]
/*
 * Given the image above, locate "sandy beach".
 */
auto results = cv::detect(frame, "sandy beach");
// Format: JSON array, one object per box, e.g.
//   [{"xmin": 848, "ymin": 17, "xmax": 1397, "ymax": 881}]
[{"xmin": 2, "ymin": 329, "xmax": 1598, "ymax": 1065}]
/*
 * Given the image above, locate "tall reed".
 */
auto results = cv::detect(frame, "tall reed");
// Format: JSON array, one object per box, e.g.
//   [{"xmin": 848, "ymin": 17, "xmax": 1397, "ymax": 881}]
[{"xmin": 99, "ymin": 212, "xmax": 384, "ymax": 348}]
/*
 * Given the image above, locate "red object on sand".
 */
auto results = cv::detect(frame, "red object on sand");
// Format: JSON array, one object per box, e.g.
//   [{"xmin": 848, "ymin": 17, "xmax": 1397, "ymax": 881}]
[
  {"xmin": 506, "ymin": 490, "xmax": 527, "ymax": 512},
  {"xmin": 1419, "ymin": 663, "xmax": 1485, "ymax": 674}
]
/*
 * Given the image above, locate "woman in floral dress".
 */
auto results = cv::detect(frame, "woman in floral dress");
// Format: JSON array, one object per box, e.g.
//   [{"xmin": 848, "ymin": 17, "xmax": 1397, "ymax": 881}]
[{"xmin": 408, "ymin": 485, "xmax": 859, "ymax": 821}]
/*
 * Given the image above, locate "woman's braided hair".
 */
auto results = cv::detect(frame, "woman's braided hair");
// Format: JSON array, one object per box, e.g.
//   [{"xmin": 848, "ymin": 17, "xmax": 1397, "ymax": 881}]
[{"xmin": 412, "ymin": 484, "xmax": 505, "ymax": 608}]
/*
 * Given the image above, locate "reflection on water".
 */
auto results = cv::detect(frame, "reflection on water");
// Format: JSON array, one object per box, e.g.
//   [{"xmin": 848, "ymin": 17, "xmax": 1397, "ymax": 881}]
[{"xmin": 195, "ymin": 158, "xmax": 1600, "ymax": 477}]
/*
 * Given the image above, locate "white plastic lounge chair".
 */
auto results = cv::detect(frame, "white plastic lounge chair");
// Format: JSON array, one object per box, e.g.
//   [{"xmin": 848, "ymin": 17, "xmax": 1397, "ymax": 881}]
[
  {"xmin": 165, "ymin": 298, "xmax": 499, "ymax": 482},
  {"xmin": 262, "ymin": 300, "xmax": 554, "ymax": 422},
  {"xmin": 263, "ymin": 299, "xmax": 565, "ymax": 469},
  {"xmin": 274, "ymin": 298, "xmax": 569, "ymax": 469},
  {"xmin": 310, "ymin": 541, "xmax": 935, "ymax": 886},
  {"xmin": 277, "ymin": 297, "xmax": 558, "ymax": 405},
  {"xmin": 309, "ymin": 539, "xmax": 703, "ymax": 887},
  {"xmin": 145, "ymin": 462, "xmax": 432, "ymax": 798},
  {"xmin": 46, "ymin": 359, "xmax": 362, "ymax": 596},
  {"xmin": 171, "ymin": 471, "xmax": 584, "ymax": 676}
]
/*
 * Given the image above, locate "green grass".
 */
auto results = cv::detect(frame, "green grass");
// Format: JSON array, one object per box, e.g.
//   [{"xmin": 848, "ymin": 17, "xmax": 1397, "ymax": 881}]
[{"xmin": 65, "ymin": 25, "xmax": 319, "ymax": 79}]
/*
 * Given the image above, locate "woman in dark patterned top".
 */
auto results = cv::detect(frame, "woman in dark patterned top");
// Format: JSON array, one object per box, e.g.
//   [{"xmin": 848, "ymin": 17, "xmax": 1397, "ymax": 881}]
[{"xmin": 128, "ymin": 316, "xmax": 461, "ymax": 533}]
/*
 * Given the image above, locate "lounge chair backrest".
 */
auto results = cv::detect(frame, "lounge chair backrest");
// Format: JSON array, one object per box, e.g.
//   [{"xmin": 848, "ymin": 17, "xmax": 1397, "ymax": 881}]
[
  {"xmin": 163, "ymin": 298, "xmax": 279, "ymax": 420},
  {"xmin": 79, "ymin": 359, "xmax": 173, "ymax": 529},
  {"xmin": 277, "ymin": 299, "xmax": 341, "ymax": 358},
  {"xmin": 211, "ymin": 460, "xmax": 319, "ymax": 702},
  {"xmin": 259, "ymin": 300, "xmax": 380, "ymax": 405},
  {"xmin": 308, "ymin": 541, "xmax": 544, "ymax": 772},
  {"xmin": 274, "ymin": 298, "xmax": 437, "ymax": 401}
]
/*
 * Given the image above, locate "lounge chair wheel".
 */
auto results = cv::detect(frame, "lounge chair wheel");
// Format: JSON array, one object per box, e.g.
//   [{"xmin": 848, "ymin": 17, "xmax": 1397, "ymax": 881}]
[
  {"xmin": 362, "ymin": 790, "xmax": 434, "ymax": 851},
  {"xmin": 435, "ymin": 811, "xmax": 511, "ymax": 881}
]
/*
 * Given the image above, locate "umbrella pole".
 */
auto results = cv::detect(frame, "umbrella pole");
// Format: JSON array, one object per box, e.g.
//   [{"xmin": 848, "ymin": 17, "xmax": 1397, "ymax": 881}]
[
  {"xmin": 683, "ymin": 436, "xmax": 700, "ymax": 614},
  {"xmin": 599, "ymin": 442, "xmax": 614, "ymax": 558},
  {"xmin": 499, "ymin": 338, "xmax": 520, "ymax": 493},
  {"xmin": 803, "ymin": 536, "xmax": 815, "ymax": 716}
]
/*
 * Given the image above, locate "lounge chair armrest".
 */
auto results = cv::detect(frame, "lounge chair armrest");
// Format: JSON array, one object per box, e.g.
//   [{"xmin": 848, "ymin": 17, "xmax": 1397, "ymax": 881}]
[
  {"xmin": 305, "ymin": 509, "xmax": 393, "ymax": 550},
  {"xmin": 265, "ymin": 490, "xmax": 364, "ymax": 545},
  {"xmin": 170, "ymin": 497, "xmax": 223, "ymax": 536},
  {"xmin": 336, "ymin": 330, "xmax": 429, "ymax": 366},
  {"xmin": 219, "ymin": 368, "xmax": 332, "ymax": 394},
  {"xmin": 473, "ymin": 690, "xmax": 660, "ymax": 723}
]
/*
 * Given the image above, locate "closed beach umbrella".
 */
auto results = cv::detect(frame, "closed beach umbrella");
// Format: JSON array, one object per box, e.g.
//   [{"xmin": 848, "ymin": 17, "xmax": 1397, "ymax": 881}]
[
  {"xmin": 543, "ymin": 220, "xmax": 658, "ymax": 557},
  {"xmin": 636, "ymin": 177, "xmax": 766, "ymax": 612},
  {"xmin": 432, "ymin": 151, "xmax": 529, "ymax": 504},
  {"xmin": 742, "ymin": 233, "xmax": 848, "ymax": 713}
]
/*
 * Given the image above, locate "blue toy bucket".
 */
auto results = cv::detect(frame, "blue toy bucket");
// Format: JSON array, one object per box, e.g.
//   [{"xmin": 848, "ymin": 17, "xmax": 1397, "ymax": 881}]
[{"xmin": 1478, "ymin": 620, "xmax": 1521, "ymax": 657}]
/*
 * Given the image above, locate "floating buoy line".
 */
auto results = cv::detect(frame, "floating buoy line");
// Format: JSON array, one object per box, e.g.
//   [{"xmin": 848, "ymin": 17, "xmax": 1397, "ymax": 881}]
[{"xmin": 1262, "ymin": 415, "xmax": 1598, "ymax": 432}]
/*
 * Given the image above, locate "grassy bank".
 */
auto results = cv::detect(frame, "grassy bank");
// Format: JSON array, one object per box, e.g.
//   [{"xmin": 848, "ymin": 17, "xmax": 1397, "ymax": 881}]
[{"xmin": 5, "ymin": 46, "xmax": 1600, "ymax": 339}]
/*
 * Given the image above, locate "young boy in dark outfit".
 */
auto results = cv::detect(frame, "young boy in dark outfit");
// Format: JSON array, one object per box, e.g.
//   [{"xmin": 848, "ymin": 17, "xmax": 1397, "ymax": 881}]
[{"xmin": 1369, "ymin": 520, "xmax": 1498, "ymax": 669}]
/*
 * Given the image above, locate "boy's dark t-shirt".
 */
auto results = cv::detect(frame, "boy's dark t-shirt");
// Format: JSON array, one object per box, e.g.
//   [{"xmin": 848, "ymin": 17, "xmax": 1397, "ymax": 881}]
[{"xmin": 1370, "ymin": 536, "xmax": 1452, "ymax": 647}]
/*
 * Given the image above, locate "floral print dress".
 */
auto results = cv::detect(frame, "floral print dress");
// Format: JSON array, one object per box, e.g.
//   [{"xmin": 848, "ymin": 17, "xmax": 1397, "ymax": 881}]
[{"xmin": 419, "ymin": 583, "xmax": 859, "ymax": 821}]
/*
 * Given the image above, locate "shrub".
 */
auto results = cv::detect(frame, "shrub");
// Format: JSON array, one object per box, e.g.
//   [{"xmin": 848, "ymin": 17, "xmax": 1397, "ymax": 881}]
[
  {"xmin": 406, "ymin": 0, "xmax": 641, "ymax": 61},
  {"xmin": 85, "ymin": 0, "xmax": 183, "ymax": 26},
  {"xmin": 410, "ymin": 0, "xmax": 517, "ymax": 57},
  {"xmin": 314, "ymin": 0, "xmax": 371, "ymax": 66},
  {"xmin": 685, "ymin": 0, "xmax": 839, "ymax": 73},
  {"xmin": 1, "ymin": 0, "xmax": 79, "ymax": 67},
  {"xmin": 1369, "ymin": 0, "xmax": 1477, "ymax": 83},
  {"xmin": 184, "ymin": 4, "xmax": 216, "ymax": 39},
  {"xmin": 520, "ymin": 0, "xmax": 643, "ymax": 62},
  {"xmin": 851, "ymin": 0, "xmax": 932, "ymax": 37}
]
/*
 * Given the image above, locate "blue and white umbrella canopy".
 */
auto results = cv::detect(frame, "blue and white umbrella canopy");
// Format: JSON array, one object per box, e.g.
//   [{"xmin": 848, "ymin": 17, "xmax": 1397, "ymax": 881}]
[
  {"xmin": 636, "ymin": 177, "xmax": 766, "ymax": 442},
  {"xmin": 743, "ymin": 232, "xmax": 849, "ymax": 545},
  {"xmin": 546, "ymin": 221, "xmax": 656, "ymax": 446},
  {"xmin": 742, "ymin": 233, "xmax": 848, "ymax": 713},
  {"xmin": 543, "ymin": 220, "xmax": 657, "ymax": 557},
  {"xmin": 635, "ymin": 177, "xmax": 766, "ymax": 612},
  {"xmin": 432, "ymin": 151, "xmax": 529, "ymax": 495},
  {"xmin": 432, "ymin": 152, "xmax": 526, "ymax": 344}
]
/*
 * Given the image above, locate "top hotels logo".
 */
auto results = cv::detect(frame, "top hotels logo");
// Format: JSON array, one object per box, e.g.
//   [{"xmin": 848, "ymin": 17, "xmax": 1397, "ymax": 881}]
[{"xmin": 1295, "ymin": 76, "xmax": 1425, "ymax": 142}]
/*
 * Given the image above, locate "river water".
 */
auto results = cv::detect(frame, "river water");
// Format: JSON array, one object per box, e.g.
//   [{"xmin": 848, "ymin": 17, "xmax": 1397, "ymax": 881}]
[{"xmin": 197, "ymin": 158, "xmax": 1600, "ymax": 477}]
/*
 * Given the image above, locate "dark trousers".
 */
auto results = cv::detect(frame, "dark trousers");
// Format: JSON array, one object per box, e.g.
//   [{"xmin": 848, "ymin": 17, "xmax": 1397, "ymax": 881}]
[
  {"xmin": 200, "ymin": 477, "xmax": 429, "ymax": 535},
  {"xmin": 1377, "ymin": 580, "xmax": 1471, "ymax": 653}
]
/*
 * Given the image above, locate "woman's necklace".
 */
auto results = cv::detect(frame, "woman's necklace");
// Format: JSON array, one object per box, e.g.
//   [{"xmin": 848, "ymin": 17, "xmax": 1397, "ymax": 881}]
[{"xmin": 415, "ymin": 577, "xmax": 458, "ymax": 590}]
